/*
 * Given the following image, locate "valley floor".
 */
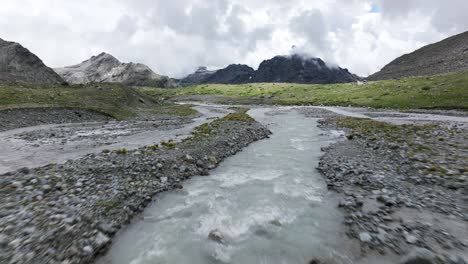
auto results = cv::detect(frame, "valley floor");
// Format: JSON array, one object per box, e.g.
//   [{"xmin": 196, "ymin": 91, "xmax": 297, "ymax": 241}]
[{"xmin": 0, "ymin": 100, "xmax": 466, "ymax": 264}]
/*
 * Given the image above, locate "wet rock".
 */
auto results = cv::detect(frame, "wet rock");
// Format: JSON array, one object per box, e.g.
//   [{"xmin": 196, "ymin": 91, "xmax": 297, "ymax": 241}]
[
  {"xmin": 399, "ymin": 248, "xmax": 436, "ymax": 264},
  {"xmin": 269, "ymin": 220, "xmax": 282, "ymax": 226},
  {"xmin": 17, "ymin": 167, "xmax": 30, "ymax": 174},
  {"xmin": 208, "ymin": 229, "xmax": 224, "ymax": 244}
]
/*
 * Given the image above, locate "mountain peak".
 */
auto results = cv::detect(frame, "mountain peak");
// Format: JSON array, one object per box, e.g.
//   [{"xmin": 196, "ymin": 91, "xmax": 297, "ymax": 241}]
[
  {"xmin": 0, "ymin": 37, "xmax": 64, "ymax": 84},
  {"xmin": 54, "ymin": 54, "xmax": 176, "ymax": 87}
]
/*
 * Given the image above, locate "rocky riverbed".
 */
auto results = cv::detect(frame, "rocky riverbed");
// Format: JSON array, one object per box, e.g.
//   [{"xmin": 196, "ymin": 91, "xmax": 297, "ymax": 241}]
[
  {"xmin": 0, "ymin": 110, "xmax": 271, "ymax": 264},
  {"xmin": 317, "ymin": 116, "xmax": 468, "ymax": 264}
]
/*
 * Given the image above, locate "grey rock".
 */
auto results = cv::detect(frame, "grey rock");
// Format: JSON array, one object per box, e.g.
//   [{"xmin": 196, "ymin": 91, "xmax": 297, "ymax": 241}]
[
  {"xmin": 94, "ymin": 232, "xmax": 110, "ymax": 249},
  {"xmin": 97, "ymin": 222, "xmax": 115, "ymax": 235},
  {"xmin": 405, "ymin": 234, "xmax": 419, "ymax": 244},
  {"xmin": 82, "ymin": 245, "xmax": 93, "ymax": 255},
  {"xmin": 359, "ymin": 232, "xmax": 372, "ymax": 242},
  {"xmin": 208, "ymin": 229, "xmax": 224, "ymax": 244},
  {"xmin": 17, "ymin": 167, "xmax": 30, "ymax": 174},
  {"xmin": 399, "ymin": 247, "xmax": 436, "ymax": 264}
]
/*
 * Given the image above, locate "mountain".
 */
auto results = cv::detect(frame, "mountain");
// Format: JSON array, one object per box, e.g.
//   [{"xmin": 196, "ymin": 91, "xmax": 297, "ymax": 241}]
[
  {"xmin": 180, "ymin": 64, "xmax": 255, "ymax": 86},
  {"xmin": 54, "ymin": 53, "xmax": 176, "ymax": 87},
  {"xmin": 179, "ymin": 66, "xmax": 217, "ymax": 86},
  {"xmin": 205, "ymin": 64, "xmax": 255, "ymax": 84},
  {"xmin": 252, "ymin": 55, "xmax": 358, "ymax": 84},
  {"xmin": 0, "ymin": 38, "xmax": 64, "ymax": 84},
  {"xmin": 180, "ymin": 55, "xmax": 358, "ymax": 86},
  {"xmin": 369, "ymin": 31, "xmax": 468, "ymax": 80}
]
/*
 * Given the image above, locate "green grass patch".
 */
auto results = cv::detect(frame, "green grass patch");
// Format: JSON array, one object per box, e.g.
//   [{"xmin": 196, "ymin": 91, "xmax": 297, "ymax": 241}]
[
  {"xmin": 96, "ymin": 198, "xmax": 121, "ymax": 211},
  {"xmin": 114, "ymin": 148, "xmax": 129, "ymax": 155},
  {"xmin": 140, "ymin": 71, "xmax": 468, "ymax": 110},
  {"xmin": 161, "ymin": 140, "xmax": 177, "ymax": 149},
  {"xmin": 221, "ymin": 108, "xmax": 255, "ymax": 123},
  {"xmin": 0, "ymin": 82, "xmax": 161, "ymax": 119},
  {"xmin": 189, "ymin": 108, "xmax": 255, "ymax": 140}
]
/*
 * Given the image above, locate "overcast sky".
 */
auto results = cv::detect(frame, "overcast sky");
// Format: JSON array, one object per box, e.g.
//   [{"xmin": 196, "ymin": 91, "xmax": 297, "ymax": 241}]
[{"xmin": 1, "ymin": 0, "xmax": 467, "ymax": 78}]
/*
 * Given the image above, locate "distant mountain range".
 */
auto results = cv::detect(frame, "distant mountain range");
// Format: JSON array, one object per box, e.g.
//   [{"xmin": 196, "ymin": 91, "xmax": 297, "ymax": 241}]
[
  {"xmin": 0, "ymin": 38, "xmax": 64, "ymax": 84},
  {"xmin": 1, "ymin": 31, "xmax": 467, "ymax": 87},
  {"xmin": 54, "ymin": 53, "xmax": 177, "ymax": 88},
  {"xmin": 369, "ymin": 31, "xmax": 468, "ymax": 80},
  {"xmin": 180, "ymin": 55, "xmax": 359, "ymax": 86}
]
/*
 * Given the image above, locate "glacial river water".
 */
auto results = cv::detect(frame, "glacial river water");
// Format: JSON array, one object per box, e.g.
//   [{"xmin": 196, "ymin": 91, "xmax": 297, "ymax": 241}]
[{"xmin": 98, "ymin": 107, "xmax": 358, "ymax": 264}]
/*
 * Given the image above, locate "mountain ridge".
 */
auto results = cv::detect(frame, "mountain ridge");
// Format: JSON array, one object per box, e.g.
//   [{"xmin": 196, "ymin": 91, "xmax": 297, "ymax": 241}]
[
  {"xmin": 368, "ymin": 31, "xmax": 468, "ymax": 80},
  {"xmin": 180, "ymin": 54, "xmax": 359, "ymax": 86},
  {"xmin": 0, "ymin": 38, "xmax": 64, "ymax": 84},
  {"xmin": 55, "ymin": 53, "xmax": 176, "ymax": 88}
]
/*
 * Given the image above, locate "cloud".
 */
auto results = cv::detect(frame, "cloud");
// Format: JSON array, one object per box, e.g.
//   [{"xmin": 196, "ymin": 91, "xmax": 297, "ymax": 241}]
[{"xmin": 0, "ymin": 0, "xmax": 466, "ymax": 78}]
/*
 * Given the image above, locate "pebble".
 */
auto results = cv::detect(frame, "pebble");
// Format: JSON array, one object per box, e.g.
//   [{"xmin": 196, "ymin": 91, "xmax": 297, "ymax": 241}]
[
  {"xmin": 82, "ymin": 245, "xmax": 94, "ymax": 255},
  {"xmin": 359, "ymin": 232, "xmax": 372, "ymax": 242}
]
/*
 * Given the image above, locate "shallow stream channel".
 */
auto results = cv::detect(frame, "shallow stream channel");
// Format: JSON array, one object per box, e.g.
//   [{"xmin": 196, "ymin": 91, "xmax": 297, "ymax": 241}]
[{"xmin": 98, "ymin": 107, "xmax": 360, "ymax": 264}]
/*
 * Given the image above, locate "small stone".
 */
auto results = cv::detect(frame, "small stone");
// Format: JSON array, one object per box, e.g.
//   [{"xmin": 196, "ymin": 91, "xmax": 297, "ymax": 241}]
[
  {"xmin": 359, "ymin": 232, "xmax": 372, "ymax": 243},
  {"xmin": 17, "ymin": 167, "xmax": 30, "ymax": 174},
  {"xmin": 97, "ymin": 222, "xmax": 115, "ymax": 235},
  {"xmin": 63, "ymin": 217, "xmax": 75, "ymax": 225},
  {"xmin": 82, "ymin": 245, "xmax": 93, "ymax": 255},
  {"xmin": 94, "ymin": 232, "xmax": 110, "ymax": 249},
  {"xmin": 208, "ymin": 229, "xmax": 224, "ymax": 244},
  {"xmin": 269, "ymin": 220, "xmax": 282, "ymax": 226},
  {"xmin": 11, "ymin": 181, "xmax": 23, "ymax": 188},
  {"xmin": 405, "ymin": 234, "xmax": 418, "ymax": 244}
]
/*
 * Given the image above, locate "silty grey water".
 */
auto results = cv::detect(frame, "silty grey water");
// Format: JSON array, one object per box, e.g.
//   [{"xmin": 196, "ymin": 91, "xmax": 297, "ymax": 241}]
[
  {"xmin": 98, "ymin": 107, "xmax": 358, "ymax": 264},
  {"xmin": 0, "ymin": 105, "xmax": 228, "ymax": 174}
]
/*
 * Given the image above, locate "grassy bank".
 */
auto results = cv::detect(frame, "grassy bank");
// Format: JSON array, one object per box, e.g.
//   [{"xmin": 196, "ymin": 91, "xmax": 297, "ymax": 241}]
[
  {"xmin": 141, "ymin": 71, "xmax": 468, "ymax": 110},
  {"xmin": 0, "ymin": 82, "xmax": 197, "ymax": 119}
]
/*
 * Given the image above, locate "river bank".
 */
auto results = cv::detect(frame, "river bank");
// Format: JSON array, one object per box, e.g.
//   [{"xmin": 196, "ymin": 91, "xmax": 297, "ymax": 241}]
[
  {"xmin": 0, "ymin": 109, "xmax": 271, "ymax": 264},
  {"xmin": 317, "ymin": 115, "xmax": 468, "ymax": 263}
]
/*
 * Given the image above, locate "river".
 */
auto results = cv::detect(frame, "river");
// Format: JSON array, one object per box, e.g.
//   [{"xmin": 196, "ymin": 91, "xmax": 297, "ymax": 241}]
[{"xmin": 98, "ymin": 107, "xmax": 358, "ymax": 264}]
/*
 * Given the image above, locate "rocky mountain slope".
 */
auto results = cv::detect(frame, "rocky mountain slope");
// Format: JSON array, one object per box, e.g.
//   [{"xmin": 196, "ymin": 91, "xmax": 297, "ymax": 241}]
[
  {"xmin": 181, "ymin": 55, "xmax": 358, "ymax": 86},
  {"xmin": 369, "ymin": 31, "xmax": 468, "ymax": 80},
  {"xmin": 181, "ymin": 64, "xmax": 255, "ymax": 86},
  {"xmin": 179, "ymin": 66, "xmax": 217, "ymax": 86},
  {"xmin": 205, "ymin": 64, "xmax": 255, "ymax": 84},
  {"xmin": 55, "ymin": 53, "xmax": 176, "ymax": 87},
  {"xmin": 0, "ymin": 38, "xmax": 64, "ymax": 84},
  {"xmin": 252, "ymin": 55, "xmax": 358, "ymax": 84}
]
